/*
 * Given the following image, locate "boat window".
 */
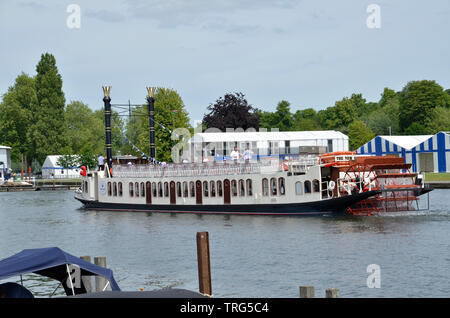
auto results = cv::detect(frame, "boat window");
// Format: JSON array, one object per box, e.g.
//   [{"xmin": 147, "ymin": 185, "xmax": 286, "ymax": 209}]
[
  {"xmin": 141, "ymin": 182, "xmax": 145, "ymax": 197},
  {"xmin": 164, "ymin": 182, "xmax": 169, "ymax": 197},
  {"xmin": 217, "ymin": 180, "xmax": 223, "ymax": 197},
  {"xmin": 295, "ymin": 181, "xmax": 303, "ymax": 195},
  {"xmin": 262, "ymin": 178, "xmax": 269, "ymax": 196},
  {"xmin": 118, "ymin": 182, "xmax": 122, "ymax": 197},
  {"xmin": 231, "ymin": 180, "xmax": 237, "ymax": 197},
  {"xmin": 84, "ymin": 181, "xmax": 88, "ymax": 193},
  {"xmin": 183, "ymin": 181, "xmax": 189, "ymax": 197},
  {"xmin": 107, "ymin": 182, "xmax": 112, "ymax": 196},
  {"xmin": 239, "ymin": 179, "xmax": 245, "ymax": 197},
  {"xmin": 279, "ymin": 178, "xmax": 285, "ymax": 195},
  {"xmin": 246, "ymin": 179, "xmax": 252, "ymax": 196},
  {"xmin": 177, "ymin": 182, "xmax": 182, "ymax": 197},
  {"xmin": 210, "ymin": 181, "xmax": 216, "ymax": 197},
  {"xmin": 129, "ymin": 182, "xmax": 134, "ymax": 197},
  {"xmin": 203, "ymin": 181, "xmax": 209, "ymax": 197},
  {"xmin": 304, "ymin": 180, "xmax": 311, "ymax": 194},
  {"xmin": 113, "ymin": 182, "xmax": 117, "ymax": 196},
  {"xmin": 135, "ymin": 182, "xmax": 139, "ymax": 197},
  {"xmin": 313, "ymin": 179, "xmax": 320, "ymax": 193},
  {"xmin": 158, "ymin": 182, "xmax": 163, "ymax": 197},
  {"xmin": 270, "ymin": 178, "xmax": 277, "ymax": 196},
  {"xmin": 190, "ymin": 181, "xmax": 195, "ymax": 197},
  {"xmin": 152, "ymin": 182, "xmax": 157, "ymax": 197}
]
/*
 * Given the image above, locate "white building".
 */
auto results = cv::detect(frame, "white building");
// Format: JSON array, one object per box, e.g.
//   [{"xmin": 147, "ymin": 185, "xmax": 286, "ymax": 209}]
[
  {"xmin": 189, "ymin": 130, "xmax": 349, "ymax": 162},
  {"xmin": 41, "ymin": 155, "xmax": 81, "ymax": 179},
  {"xmin": 0, "ymin": 145, "xmax": 11, "ymax": 182}
]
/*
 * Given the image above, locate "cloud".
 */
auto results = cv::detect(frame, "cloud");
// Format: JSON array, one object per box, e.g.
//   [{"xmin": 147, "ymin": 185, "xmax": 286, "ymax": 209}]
[
  {"xmin": 85, "ymin": 8, "xmax": 127, "ymax": 23},
  {"xmin": 124, "ymin": 0, "xmax": 301, "ymax": 28},
  {"xmin": 18, "ymin": 1, "xmax": 47, "ymax": 10}
]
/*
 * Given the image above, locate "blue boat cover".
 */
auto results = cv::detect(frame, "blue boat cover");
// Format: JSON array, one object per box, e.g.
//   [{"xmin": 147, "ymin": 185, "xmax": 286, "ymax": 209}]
[{"xmin": 0, "ymin": 247, "xmax": 120, "ymax": 296}]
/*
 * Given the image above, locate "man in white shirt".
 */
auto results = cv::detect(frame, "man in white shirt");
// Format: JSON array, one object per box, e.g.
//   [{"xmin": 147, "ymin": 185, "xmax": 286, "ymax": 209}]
[
  {"xmin": 97, "ymin": 154, "xmax": 105, "ymax": 171},
  {"xmin": 243, "ymin": 146, "xmax": 254, "ymax": 162},
  {"xmin": 230, "ymin": 146, "xmax": 240, "ymax": 162}
]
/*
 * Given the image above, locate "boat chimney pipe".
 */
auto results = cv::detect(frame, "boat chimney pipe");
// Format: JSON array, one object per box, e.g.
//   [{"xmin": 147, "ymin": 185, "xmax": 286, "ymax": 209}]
[
  {"xmin": 102, "ymin": 86, "xmax": 113, "ymax": 168},
  {"xmin": 146, "ymin": 87, "xmax": 156, "ymax": 161}
]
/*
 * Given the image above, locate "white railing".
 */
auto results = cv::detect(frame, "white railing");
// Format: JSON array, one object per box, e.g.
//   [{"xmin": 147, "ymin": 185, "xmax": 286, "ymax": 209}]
[{"xmin": 112, "ymin": 161, "xmax": 281, "ymax": 178}]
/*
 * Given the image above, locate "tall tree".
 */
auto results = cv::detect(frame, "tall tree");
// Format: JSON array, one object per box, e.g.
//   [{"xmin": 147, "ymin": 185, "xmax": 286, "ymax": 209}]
[
  {"xmin": 202, "ymin": 92, "xmax": 259, "ymax": 131},
  {"xmin": 28, "ymin": 53, "xmax": 68, "ymax": 164},
  {"xmin": 66, "ymin": 101, "xmax": 104, "ymax": 155},
  {"xmin": 398, "ymin": 80, "xmax": 450, "ymax": 133},
  {"xmin": 0, "ymin": 73, "xmax": 36, "ymax": 164}
]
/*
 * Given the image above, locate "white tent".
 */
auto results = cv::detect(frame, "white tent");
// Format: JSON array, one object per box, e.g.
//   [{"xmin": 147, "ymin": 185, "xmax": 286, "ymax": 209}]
[
  {"xmin": 0, "ymin": 145, "xmax": 11, "ymax": 182},
  {"xmin": 189, "ymin": 130, "xmax": 349, "ymax": 162},
  {"xmin": 41, "ymin": 155, "xmax": 81, "ymax": 179}
]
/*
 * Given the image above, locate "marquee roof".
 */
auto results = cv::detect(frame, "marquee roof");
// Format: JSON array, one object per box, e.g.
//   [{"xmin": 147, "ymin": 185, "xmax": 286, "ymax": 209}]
[{"xmin": 378, "ymin": 135, "xmax": 433, "ymax": 150}]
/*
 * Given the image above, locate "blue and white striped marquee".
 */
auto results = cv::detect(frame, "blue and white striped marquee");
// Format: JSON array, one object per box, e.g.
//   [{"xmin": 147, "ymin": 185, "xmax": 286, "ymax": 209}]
[{"xmin": 356, "ymin": 132, "xmax": 450, "ymax": 173}]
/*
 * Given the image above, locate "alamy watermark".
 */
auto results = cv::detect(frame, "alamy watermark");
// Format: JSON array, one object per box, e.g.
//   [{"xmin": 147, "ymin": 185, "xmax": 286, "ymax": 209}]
[
  {"xmin": 366, "ymin": 4, "xmax": 381, "ymax": 29},
  {"xmin": 66, "ymin": 4, "xmax": 81, "ymax": 29},
  {"xmin": 366, "ymin": 264, "xmax": 381, "ymax": 288}
]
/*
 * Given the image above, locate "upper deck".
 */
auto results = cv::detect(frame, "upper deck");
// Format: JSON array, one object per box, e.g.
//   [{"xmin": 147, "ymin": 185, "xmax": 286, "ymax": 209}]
[{"xmin": 111, "ymin": 156, "xmax": 320, "ymax": 179}]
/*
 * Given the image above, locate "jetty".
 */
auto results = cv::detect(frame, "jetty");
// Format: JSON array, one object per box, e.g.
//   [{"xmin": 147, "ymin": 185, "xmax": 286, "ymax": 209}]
[{"xmin": 0, "ymin": 178, "xmax": 81, "ymax": 192}]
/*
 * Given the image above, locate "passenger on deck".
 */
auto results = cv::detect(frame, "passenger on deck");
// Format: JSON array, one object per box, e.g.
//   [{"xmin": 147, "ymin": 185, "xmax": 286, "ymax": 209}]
[{"xmin": 230, "ymin": 146, "xmax": 240, "ymax": 162}]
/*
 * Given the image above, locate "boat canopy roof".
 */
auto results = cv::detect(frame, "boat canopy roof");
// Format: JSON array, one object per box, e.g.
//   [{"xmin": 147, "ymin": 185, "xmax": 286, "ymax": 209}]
[{"xmin": 0, "ymin": 247, "xmax": 120, "ymax": 295}]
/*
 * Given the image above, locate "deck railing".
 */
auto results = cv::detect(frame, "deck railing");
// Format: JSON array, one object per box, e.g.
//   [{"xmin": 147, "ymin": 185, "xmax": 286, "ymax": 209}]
[{"xmin": 112, "ymin": 161, "xmax": 282, "ymax": 178}]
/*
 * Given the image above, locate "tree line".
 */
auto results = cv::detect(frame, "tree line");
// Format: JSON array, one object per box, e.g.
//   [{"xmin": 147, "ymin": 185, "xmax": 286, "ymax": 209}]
[
  {"xmin": 1, "ymin": 52, "xmax": 449, "ymax": 171},
  {"xmin": 203, "ymin": 83, "xmax": 450, "ymax": 150}
]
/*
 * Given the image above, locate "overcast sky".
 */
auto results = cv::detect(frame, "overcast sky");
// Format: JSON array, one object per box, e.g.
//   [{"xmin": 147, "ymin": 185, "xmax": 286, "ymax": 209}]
[{"xmin": 0, "ymin": 0, "xmax": 449, "ymax": 124}]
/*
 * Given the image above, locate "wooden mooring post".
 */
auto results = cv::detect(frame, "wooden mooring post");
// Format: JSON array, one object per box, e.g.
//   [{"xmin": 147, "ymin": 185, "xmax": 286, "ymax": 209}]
[
  {"xmin": 196, "ymin": 231, "xmax": 212, "ymax": 296},
  {"xmin": 80, "ymin": 256, "xmax": 93, "ymax": 293},
  {"xmin": 94, "ymin": 256, "xmax": 108, "ymax": 292},
  {"xmin": 325, "ymin": 288, "xmax": 340, "ymax": 298},
  {"xmin": 299, "ymin": 286, "xmax": 315, "ymax": 298},
  {"xmin": 299, "ymin": 286, "xmax": 340, "ymax": 298}
]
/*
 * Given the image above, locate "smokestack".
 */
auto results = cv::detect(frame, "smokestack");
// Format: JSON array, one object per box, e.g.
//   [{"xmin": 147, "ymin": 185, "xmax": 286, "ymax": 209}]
[
  {"xmin": 102, "ymin": 86, "xmax": 113, "ymax": 168},
  {"xmin": 146, "ymin": 87, "xmax": 156, "ymax": 161}
]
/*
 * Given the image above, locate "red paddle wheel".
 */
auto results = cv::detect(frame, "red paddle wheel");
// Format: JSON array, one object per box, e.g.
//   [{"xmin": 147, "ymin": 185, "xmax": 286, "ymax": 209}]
[{"xmin": 319, "ymin": 153, "xmax": 426, "ymax": 216}]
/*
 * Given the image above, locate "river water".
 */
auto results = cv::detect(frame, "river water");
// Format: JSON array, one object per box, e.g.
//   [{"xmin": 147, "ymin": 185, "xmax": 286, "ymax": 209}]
[{"xmin": 0, "ymin": 189, "xmax": 449, "ymax": 297}]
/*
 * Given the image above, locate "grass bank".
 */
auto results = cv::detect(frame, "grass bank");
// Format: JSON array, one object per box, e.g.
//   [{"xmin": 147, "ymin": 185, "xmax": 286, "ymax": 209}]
[{"xmin": 425, "ymin": 173, "xmax": 450, "ymax": 182}]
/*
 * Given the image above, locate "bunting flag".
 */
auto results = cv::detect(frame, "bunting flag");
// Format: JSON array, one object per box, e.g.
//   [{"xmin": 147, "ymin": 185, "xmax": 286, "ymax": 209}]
[{"xmin": 122, "ymin": 132, "xmax": 151, "ymax": 160}]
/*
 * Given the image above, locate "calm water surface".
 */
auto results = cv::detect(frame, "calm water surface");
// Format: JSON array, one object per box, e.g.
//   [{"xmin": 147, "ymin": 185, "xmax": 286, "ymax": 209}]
[{"xmin": 0, "ymin": 189, "xmax": 449, "ymax": 297}]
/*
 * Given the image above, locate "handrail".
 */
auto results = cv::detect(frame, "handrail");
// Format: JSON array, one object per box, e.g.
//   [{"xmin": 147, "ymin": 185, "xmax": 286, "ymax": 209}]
[{"xmin": 111, "ymin": 161, "xmax": 281, "ymax": 178}]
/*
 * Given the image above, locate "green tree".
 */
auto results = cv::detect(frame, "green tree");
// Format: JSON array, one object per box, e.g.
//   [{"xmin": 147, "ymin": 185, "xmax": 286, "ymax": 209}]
[
  {"xmin": 379, "ymin": 87, "xmax": 398, "ymax": 108},
  {"xmin": 348, "ymin": 120, "xmax": 375, "ymax": 150},
  {"xmin": 78, "ymin": 147, "xmax": 98, "ymax": 169},
  {"xmin": 292, "ymin": 108, "xmax": 322, "ymax": 131},
  {"xmin": 365, "ymin": 97, "xmax": 400, "ymax": 135},
  {"xmin": 66, "ymin": 101, "xmax": 104, "ymax": 155},
  {"xmin": 398, "ymin": 80, "xmax": 450, "ymax": 133},
  {"xmin": 56, "ymin": 154, "xmax": 78, "ymax": 178},
  {"xmin": 0, "ymin": 73, "xmax": 36, "ymax": 165},
  {"xmin": 28, "ymin": 53, "xmax": 68, "ymax": 164},
  {"xmin": 427, "ymin": 107, "xmax": 450, "ymax": 133},
  {"xmin": 318, "ymin": 97, "xmax": 357, "ymax": 131}
]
